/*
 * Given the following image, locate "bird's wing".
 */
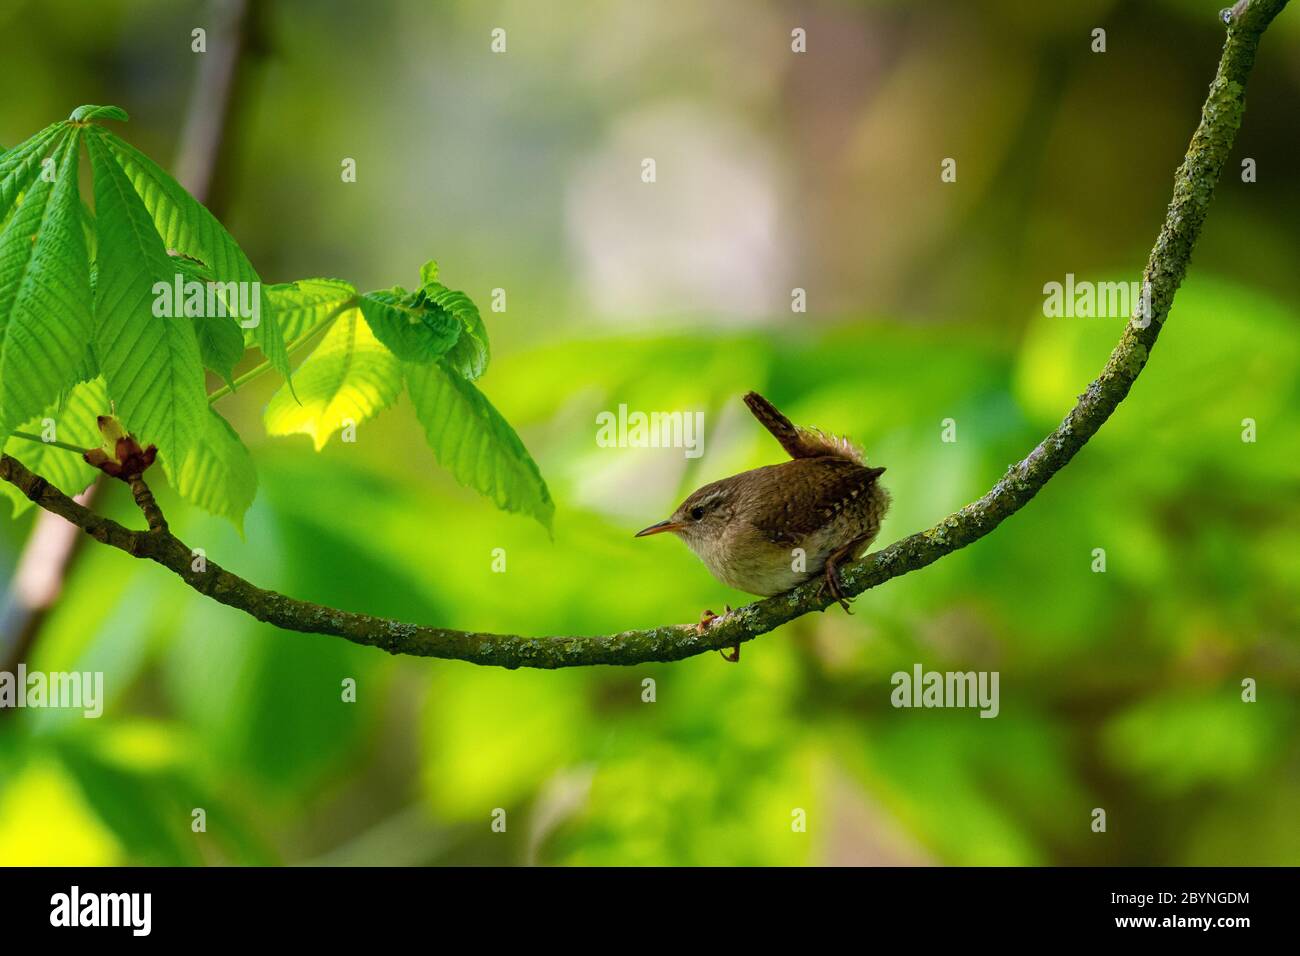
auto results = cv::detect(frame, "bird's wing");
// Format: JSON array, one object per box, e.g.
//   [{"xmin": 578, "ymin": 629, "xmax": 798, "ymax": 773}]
[{"xmin": 747, "ymin": 459, "xmax": 884, "ymax": 543}]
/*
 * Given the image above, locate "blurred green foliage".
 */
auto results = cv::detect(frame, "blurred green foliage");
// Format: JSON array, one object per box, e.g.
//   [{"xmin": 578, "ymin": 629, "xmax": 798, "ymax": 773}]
[{"xmin": 1, "ymin": 0, "xmax": 1297, "ymax": 865}]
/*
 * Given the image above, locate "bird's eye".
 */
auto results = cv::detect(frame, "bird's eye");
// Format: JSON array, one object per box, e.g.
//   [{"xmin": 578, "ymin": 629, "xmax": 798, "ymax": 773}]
[{"xmin": 689, "ymin": 506, "xmax": 706, "ymax": 521}]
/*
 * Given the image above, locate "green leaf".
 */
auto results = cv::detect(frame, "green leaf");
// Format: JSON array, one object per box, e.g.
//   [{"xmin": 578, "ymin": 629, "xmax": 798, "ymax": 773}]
[
  {"xmin": 265, "ymin": 309, "xmax": 402, "ymax": 450},
  {"xmin": 97, "ymin": 130, "xmax": 291, "ymax": 386},
  {"xmin": 69, "ymin": 105, "xmax": 129, "ymax": 123},
  {"xmin": 173, "ymin": 407, "xmax": 257, "ymax": 532},
  {"xmin": 262, "ymin": 277, "xmax": 357, "ymax": 345},
  {"xmin": 410, "ymin": 261, "xmax": 489, "ymax": 378},
  {"xmin": 86, "ymin": 129, "xmax": 207, "ymax": 471},
  {"xmin": 424, "ymin": 283, "xmax": 489, "ymax": 380},
  {"xmin": 404, "ymin": 360, "xmax": 553, "ymax": 531},
  {"xmin": 79, "ymin": 196, "xmax": 97, "ymax": 264},
  {"xmin": 191, "ymin": 313, "xmax": 244, "ymax": 388},
  {"xmin": 167, "ymin": 255, "xmax": 244, "ymax": 387},
  {"xmin": 359, "ymin": 287, "xmax": 460, "ymax": 363},
  {"xmin": 0, "ymin": 131, "xmax": 94, "ymax": 442},
  {"xmin": 167, "ymin": 253, "xmax": 212, "ymax": 281},
  {"xmin": 0, "ymin": 378, "xmax": 106, "ymax": 517},
  {"xmin": 0, "ymin": 124, "xmax": 66, "ymax": 227}
]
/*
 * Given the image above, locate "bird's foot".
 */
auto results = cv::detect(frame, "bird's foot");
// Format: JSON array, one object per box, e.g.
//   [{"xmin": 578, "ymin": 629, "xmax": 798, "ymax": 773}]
[
  {"xmin": 697, "ymin": 606, "xmax": 740, "ymax": 661},
  {"xmin": 820, "ymin": 562, "xmax": 854, "ymax": 614}
]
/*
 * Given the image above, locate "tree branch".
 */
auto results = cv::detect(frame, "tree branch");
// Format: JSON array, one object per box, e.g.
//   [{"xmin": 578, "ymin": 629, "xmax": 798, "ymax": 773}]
[{"xmin": 0, "ymin": 0, "xmax": 1287, "ymax": 668}]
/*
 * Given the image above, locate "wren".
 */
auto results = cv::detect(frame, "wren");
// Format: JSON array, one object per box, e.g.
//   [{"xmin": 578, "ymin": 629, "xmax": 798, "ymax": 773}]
[{"xmin": 635, "ymin": 392, "xmax": 890, "ymax": 614}]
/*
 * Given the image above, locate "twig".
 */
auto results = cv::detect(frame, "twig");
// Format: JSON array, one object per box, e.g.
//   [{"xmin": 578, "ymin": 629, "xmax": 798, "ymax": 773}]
[{"xmin": 126, "ymin": 477, "xmax": 169, "ymax": 534}]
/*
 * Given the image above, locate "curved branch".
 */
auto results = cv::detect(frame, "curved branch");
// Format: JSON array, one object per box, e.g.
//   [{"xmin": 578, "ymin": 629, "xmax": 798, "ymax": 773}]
[{"xmin": 0, "ymin": 0, "xmax": 1288, "ymax": 668}]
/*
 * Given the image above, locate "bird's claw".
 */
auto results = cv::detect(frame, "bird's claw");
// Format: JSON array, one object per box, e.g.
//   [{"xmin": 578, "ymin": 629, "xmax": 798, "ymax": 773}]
[
  {"xmin": 820, "ymin": 565, "xmax": 854, "ymax": 613},
  {"xmin": 697, "ymin": 606, "xmax": 740, "ymax": 662}
]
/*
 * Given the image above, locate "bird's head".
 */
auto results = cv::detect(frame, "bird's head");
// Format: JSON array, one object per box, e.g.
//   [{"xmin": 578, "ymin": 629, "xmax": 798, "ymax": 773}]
[{"xmin": 634, "ymin": 478, "xmax": 739, "ymax": 550}]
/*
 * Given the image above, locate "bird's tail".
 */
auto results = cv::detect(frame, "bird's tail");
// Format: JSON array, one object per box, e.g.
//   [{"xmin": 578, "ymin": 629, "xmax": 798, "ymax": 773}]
[{"xmin": 743, "ymin": 391, "xmax": 868, "ymax": 465}]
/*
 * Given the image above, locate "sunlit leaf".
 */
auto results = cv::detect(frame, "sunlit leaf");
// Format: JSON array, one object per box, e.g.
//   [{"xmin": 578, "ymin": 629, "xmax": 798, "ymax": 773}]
[
  {"xmin": 264, "ymin": 309, "xmax": 401, "ymax": 450},
  {"xmin": 262, "ymin": 277, "xmax": 357, "ymax": 344}
]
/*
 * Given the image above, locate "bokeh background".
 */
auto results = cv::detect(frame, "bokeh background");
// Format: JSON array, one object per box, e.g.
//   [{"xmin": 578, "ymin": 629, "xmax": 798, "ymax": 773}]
[{"xmin": 1, "ymin": 0, "xmax": 1298, "ymax": 865}]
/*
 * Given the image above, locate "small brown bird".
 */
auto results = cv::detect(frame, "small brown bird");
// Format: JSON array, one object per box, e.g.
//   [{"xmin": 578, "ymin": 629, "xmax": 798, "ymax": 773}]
[{"xmin": 636, "ymin": 392, "xmax": 890, "ymax": 622}]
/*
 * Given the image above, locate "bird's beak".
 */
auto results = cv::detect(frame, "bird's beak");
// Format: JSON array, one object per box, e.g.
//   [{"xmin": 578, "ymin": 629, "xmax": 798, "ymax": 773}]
[{"xmin": 635, "ymin": 519, "xmax": 682, "ymax": 537}]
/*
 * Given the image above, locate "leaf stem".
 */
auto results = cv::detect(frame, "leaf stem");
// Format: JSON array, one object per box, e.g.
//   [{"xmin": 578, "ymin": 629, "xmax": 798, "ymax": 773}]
[
  {"xmin": 207, "ymin": 298, "xmax": 357, "ymax": 403},
  {"xmin": 7, "ymin": 431, "xmax": 91, "ymax": 456}
]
